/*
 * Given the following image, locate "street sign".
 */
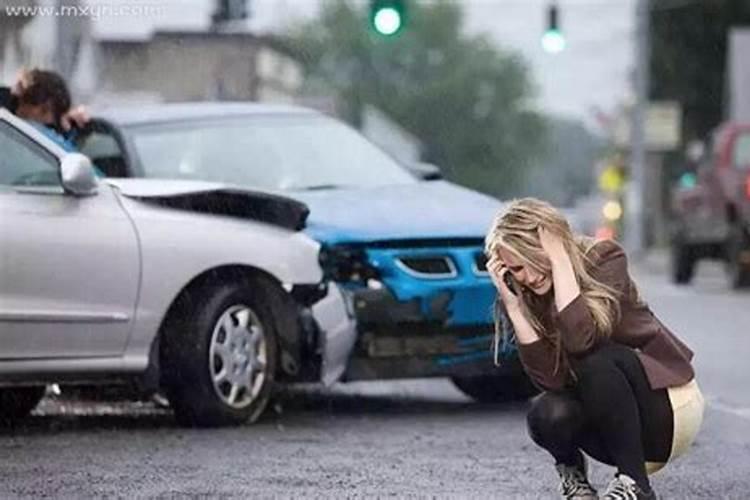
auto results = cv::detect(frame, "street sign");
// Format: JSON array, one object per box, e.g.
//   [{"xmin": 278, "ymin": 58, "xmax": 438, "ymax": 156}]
[
  {"xmin": 645, "ymin": 101, "xmax": 681, "ymax": 151},
  {"xmin": 613, "ymin": 101, "xmax": 682, "ymax": 151}
]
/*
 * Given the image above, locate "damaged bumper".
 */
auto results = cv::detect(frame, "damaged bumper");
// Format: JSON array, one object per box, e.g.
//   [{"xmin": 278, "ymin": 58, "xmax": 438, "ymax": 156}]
[
  {"xmin": 308, "ymin": 242, "xmax": 521, "ymax": 383},
  {"xmin": 342, "ymin": 286, "xmax": 520, "ymax": 380}
]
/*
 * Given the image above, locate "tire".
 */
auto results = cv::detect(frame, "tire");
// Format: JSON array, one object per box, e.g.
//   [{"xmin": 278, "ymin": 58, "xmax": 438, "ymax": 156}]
[
  {"xmin": 726, "ymin": 224, "xmax": 750, "ymax": 289},
  {"xmin": 0, "ymin": 386, "xmax": 45, "ymax": 423},
  {"xmin": 160, "ymin": 276, "xmax": 279, "ymax": 427},
  {"xmin": 452, "ymin": 373, "xmax": 539, "ymax": 403},
  {"xmin": 670, "ymin": 234, "xmax": 696, "ymax": 285}
]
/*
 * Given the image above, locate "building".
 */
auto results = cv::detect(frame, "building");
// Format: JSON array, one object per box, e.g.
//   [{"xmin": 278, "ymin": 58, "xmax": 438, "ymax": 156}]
[{"xmin": 94, "ymin": 30, "xmax": 303, "ymax": 105}]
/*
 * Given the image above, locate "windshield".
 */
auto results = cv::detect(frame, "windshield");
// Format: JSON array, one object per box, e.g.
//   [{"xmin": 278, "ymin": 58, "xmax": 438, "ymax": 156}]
[{"xmin": 125, "ymin": 114, "xmax": 417, "ymax": 191}]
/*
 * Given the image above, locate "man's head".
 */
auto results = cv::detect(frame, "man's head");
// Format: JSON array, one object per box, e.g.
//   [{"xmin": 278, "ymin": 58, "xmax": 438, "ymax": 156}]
[{"xmin": 13, "ymin": 69, "xmax": 71, "ymax": 129}]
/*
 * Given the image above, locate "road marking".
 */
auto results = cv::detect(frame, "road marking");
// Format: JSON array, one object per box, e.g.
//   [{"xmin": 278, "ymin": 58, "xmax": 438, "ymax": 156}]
[{"xmin": 707, "ymin": 398, "xmax": 750, "ymax": 420}]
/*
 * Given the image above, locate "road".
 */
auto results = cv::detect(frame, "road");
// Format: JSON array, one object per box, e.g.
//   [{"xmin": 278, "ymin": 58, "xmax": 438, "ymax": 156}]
[{"xmin": 0, "ymin": 252, "xmax": 748, "ymax": 499}]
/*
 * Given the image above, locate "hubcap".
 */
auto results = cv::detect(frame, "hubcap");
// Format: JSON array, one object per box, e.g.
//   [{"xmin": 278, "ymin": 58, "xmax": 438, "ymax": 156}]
[{"xmin": 209, "ymin": 304, "xmax": 267, "ymax": 409}]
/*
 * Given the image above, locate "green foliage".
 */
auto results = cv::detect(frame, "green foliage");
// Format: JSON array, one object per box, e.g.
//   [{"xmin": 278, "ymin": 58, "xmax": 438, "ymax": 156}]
[
  {"xmin": 651, "ymin": 0, "xmax": 750, "ymax": 140},
  {"xmin": 285, "ymin": 0, "xmax": 547, "ymax": 198}
]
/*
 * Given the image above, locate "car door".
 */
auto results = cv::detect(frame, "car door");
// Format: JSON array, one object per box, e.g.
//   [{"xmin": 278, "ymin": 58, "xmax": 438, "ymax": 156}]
[{"xmin": 0, "ymin": 112, "xmax": 140, "ymax": 359}]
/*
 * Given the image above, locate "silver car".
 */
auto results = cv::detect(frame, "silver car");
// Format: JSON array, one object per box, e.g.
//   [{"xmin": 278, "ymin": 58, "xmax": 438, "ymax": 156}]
[{"xmin": 0, "ymin": 109, "xmax": 356, "ymax": 426}]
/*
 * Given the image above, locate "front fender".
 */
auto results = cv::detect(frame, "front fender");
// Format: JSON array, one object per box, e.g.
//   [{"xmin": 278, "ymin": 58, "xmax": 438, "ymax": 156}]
[{"xmin": 118, "ymin": 196, "xmax": 322, "ymax": 360}]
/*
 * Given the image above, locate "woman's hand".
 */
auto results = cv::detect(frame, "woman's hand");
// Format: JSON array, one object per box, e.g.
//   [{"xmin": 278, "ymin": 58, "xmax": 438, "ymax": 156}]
[
  {"xmin": 538, "ymin": 226, "xmax": 568, "ymax": 263},
  {"xmin": 538, "ymin": 226, "xmax": 580, "ymax": 311},
  {"xmin": 487, "ymin": 255, "xmax": 522, "ymax": 311}
]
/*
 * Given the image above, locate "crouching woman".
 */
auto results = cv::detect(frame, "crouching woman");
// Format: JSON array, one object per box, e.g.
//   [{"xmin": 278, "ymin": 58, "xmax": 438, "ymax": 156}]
[{"xmin": 485, "ymin": 198, "xmax": 704, "ymax": 500}]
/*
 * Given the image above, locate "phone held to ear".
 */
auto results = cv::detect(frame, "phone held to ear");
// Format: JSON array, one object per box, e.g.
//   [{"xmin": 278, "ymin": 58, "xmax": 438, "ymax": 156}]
[{"xmin": 503, "ymin": 271, "xmax": 518, "ymax": 296}]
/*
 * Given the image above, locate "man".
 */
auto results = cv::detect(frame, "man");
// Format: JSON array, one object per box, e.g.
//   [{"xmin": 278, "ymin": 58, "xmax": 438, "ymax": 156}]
[
  {"xmin": 5, "ymin": 68, "xmax": 88, "ymax": 151},
  {"xmin": 2, "ymin": 68, "xmax": 101, "ymax": 176}
]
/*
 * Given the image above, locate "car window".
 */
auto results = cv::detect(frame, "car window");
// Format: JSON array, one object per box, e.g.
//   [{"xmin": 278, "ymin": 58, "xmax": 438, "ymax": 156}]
[
  {"xmin": 0, "ymin": 121, "xmax": 61, "ymax": 188},
  {"xmin": 126, "ymin": 115, "xmax": 417, "ymax": 191},
  {"xmin": 76, "ymin": 125, "xmax": 128, "ymax": 177},
  {"xmin": 732, "ymin": 132, "xmax": 750, "ymax": 169}
]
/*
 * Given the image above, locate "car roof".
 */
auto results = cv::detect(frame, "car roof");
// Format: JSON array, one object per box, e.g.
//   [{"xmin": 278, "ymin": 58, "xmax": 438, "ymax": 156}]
[{"xmin": 94, "ymin": 101, "xmax": 320, "ymax": 127}]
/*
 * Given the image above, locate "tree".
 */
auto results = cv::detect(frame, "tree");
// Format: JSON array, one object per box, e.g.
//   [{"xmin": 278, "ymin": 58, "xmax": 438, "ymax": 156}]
[
  {"xmin": 650, "ymin": 1, "xmax": 750, "ymax": 141},
  {"xmin": 285, "ymin": 0, "xmax": 546, "ymax": 197}
]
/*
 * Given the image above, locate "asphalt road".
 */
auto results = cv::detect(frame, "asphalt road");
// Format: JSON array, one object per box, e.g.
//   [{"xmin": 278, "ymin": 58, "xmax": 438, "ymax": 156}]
[{"xmin": 1, "ymin": 252, "xmax": 748, "ymax": 499}]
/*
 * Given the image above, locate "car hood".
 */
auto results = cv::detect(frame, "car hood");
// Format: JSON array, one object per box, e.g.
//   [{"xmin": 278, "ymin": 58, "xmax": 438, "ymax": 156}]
[
  {"xmin": 105, "ymin": 178, "xmax": 309, "ymax": 231},
  {"xmin": 290, "ymin": 181, "xmax": 504, "ymax": 244}
]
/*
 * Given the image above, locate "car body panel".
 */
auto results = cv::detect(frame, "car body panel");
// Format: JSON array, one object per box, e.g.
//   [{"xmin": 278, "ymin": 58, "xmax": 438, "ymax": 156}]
[
  {"xmin": 0, "ymin": 186, "xmax": 141, "ymax": 359},
  {"xmin": 310, "ymin": 283, "xmax": 358, "ymax": 386},
  {"xmin": 106, "ymin": 178, "xmax": 310, "ymax": 231},
  {"xmin": 294, "ymin": 181, "xmax": 501, "ymax": 244},
  {"xmin": 0, "ymin": 110, "xmax": 140, "ymax": 360},
  {"xmin": 110, "ymin": 192, "xmax": 323, "ymax": 367}
]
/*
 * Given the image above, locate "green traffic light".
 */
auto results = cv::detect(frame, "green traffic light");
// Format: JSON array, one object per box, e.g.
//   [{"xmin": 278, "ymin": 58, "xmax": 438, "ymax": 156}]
[
  {"xmin": 542, "ymin": 29, "xmax": 566, "ymax": 53},
  {"xmin": 373, "ymin": 7, "xmax": 402, "ymax": 35},
  {"xmin": 370, "ymin": 0, "xmax": 406, "ymax": 37},
  {"xmin": 679, "ymin": 172, "xmax": 697, "ymax": 189},
  {"xmin": 542, "ymin": 3, "xmax": 565, "ymax": 53}
]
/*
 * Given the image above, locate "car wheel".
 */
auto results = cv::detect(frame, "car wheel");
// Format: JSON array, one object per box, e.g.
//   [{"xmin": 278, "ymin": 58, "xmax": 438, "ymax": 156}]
[
  {"xmin": 0, "ymin": 386, "xmax": 45, "ymax": 423},
  {"xmin": 160, "ymin": 277, "xmax": 279, "ymax": 427},
  {"xmin": 726, "ymin": 224, "xmax": 750, "ymax": 289},
  {"xmin": 670, "ymin": 233, "xmax": 696, "ymax": 285},
  {"xmin": 452, "ymin": 373, "xmax": 539, "ymax": 403}
]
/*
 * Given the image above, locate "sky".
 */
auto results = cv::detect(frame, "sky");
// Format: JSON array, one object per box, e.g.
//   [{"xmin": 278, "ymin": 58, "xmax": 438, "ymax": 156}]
[{"xmin": 90, "ymin": 0, "xmax": 637, "ymax": 131}]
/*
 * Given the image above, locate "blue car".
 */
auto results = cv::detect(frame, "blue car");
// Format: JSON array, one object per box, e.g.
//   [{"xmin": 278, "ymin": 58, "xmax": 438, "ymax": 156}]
[{"xmin": 78, "ymin": 102, "xmax": 536, "ymax": 402}]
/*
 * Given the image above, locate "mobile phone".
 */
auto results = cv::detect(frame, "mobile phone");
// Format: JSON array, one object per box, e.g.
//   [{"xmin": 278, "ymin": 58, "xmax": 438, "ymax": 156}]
[{"xmin": 502, "ymin": 271, "xmax": 518, "ymax": 295}]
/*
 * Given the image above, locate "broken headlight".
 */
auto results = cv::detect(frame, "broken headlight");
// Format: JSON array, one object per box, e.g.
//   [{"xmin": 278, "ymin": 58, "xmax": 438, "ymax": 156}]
[{"xmin": 319, "ymin": 245, "xmax": 380, "ymax": 283}]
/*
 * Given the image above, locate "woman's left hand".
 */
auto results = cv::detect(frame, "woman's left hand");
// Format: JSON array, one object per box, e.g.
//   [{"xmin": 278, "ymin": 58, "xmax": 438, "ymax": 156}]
[{"xmin": 538, "ymin": 226, "xmax": 567, "ymax": 262}]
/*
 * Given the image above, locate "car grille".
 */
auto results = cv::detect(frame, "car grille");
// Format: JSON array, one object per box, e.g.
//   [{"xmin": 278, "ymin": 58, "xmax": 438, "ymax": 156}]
[
  {"xmin": 395, "ymin": 256, "xmax": 457, "ymax": 279},
  {"xmin": 473, "ymin": 252, "xmax": 489, "ymax": 274}
]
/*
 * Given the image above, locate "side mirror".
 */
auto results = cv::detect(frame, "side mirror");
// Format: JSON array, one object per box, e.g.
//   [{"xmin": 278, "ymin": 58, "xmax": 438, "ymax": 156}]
[
  {"xmin": 61, "ymin": 153, "xmax": 98, "ymax": 196},
  {"xmin": 408, "ymin": 162, "xmax": 442, "ymax": 181}
]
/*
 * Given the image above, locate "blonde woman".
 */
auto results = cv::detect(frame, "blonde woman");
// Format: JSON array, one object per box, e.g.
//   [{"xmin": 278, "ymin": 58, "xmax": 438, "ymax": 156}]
[{"xmin": 485, "ymin": 198, "xmax": 704, "ymax": 500}]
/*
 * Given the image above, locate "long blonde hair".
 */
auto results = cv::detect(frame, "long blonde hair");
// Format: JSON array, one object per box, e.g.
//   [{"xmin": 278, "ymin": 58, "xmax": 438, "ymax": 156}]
[{"xmin": 485, "ymin": 198, "xmax": 622, "ymax": 369}]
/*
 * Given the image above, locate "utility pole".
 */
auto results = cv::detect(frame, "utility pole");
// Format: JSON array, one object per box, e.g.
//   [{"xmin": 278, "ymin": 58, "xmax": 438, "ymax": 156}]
[{"xmin": 625, "ymin": 0, "xmax": 650, "ymax": 255}]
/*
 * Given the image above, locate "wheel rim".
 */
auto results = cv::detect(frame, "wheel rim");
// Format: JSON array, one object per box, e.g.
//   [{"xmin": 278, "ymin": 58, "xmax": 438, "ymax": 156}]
[{"xmin": 209, "ymin": 304, "xmax": 267, "ymax": 409}]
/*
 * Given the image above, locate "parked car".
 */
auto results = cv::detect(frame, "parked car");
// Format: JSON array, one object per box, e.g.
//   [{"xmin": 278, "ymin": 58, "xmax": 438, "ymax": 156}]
[
  {"xmin": 76, "ymin": 102, "xmax": 536, "ymax": 402},
  {"xmin": 0, "ymin": 108, "xmax": 359, "ymax": 426},
  {"xmin": 670, "ymin": 122, "xmax": 750, "ymax": 288}
]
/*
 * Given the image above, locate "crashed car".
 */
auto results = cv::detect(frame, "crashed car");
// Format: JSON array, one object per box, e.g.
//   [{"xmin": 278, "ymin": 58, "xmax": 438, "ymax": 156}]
[
  {"xmin": 0, "ymin": 108, "xmax": 358, "ymax": 426},
  {"xmin": 77, "ymin": 102, "xmax": 537, "ymax": 402}
]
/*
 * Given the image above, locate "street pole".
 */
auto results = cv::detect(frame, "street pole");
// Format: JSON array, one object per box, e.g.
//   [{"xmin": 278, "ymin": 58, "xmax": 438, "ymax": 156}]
[{"xmin": 625, "ymin": 0, "xmax": 650, "ymax": 255}]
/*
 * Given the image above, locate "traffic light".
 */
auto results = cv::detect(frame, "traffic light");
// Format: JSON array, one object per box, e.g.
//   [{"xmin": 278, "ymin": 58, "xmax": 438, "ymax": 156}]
[
  {"xmin": 542, "ymin": 3, "xmax": 565, "ymax": 53},
  {"xmin": 370, "ymin": 0, "xmax": 407, "ymax": 37}
]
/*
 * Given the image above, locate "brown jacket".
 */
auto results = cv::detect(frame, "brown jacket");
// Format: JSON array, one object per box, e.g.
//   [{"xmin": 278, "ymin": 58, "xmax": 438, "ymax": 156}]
[{"xmin": 517, "ymin": 239, "xmax": 695, "ymax": 391}]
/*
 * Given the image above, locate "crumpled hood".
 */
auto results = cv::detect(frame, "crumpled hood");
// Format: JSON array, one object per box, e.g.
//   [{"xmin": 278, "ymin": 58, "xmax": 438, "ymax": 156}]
[
  {"xmin": 291, "ymin": 181, "xmax": 504, "ymax": 244},
  {"xmin": 106, "ymin": 178, "xmax": 309, "ymax": 231}
]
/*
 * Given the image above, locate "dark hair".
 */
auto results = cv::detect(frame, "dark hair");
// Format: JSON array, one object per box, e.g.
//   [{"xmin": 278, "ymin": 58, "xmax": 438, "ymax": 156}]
[{"xmin": 18, "ymin": 69, "xmax": 71, "ymax": 128}]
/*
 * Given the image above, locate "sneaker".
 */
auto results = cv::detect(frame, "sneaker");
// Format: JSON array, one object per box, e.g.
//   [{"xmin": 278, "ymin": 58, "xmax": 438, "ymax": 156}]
[
  {"xmin": 555, "ymin": 459, "xmax": 598, "ymax": 500},
  {"xmin": 602, "ymin": 474, "xmax": 658, "ymax": 500}
]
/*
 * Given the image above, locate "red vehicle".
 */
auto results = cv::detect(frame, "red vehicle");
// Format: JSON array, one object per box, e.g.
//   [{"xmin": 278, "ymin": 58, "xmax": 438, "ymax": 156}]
[{"xmin": 671, "ymin": 122, "xmax": 750, "ymax": 287}]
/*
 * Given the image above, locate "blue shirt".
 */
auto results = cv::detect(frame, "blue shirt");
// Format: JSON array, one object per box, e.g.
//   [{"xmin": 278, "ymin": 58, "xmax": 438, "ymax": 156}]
[{"xmin": 29, "ymin": 121, "xmax": 104, "ymax": 177}]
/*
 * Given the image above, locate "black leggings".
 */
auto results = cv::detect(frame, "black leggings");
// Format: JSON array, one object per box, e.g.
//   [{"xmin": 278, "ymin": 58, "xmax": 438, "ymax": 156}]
[{"xmin": 526, "ymin": 342, "xmax": 673, "ymax": 490}]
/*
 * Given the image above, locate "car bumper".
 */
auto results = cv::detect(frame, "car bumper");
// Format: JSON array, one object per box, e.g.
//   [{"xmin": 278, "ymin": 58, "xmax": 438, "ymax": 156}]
[{"xmin": 341, "ymin": 287, "xmax": 520, "ymax": 381}]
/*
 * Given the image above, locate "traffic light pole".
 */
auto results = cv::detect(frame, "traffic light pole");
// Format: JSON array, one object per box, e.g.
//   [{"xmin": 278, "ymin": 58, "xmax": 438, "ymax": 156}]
[{"xmin": 625, "ymin": 0, "xmax": 650, "ymax": 255}]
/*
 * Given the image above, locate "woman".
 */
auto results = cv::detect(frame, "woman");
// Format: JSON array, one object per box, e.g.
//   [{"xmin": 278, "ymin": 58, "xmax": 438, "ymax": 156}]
[{"xmin": 485, "ymin": 198, "xmax": 704, "ymax": 500}]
